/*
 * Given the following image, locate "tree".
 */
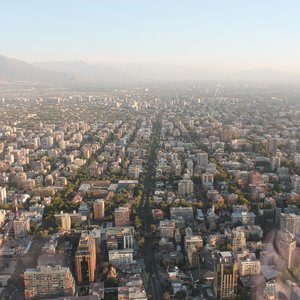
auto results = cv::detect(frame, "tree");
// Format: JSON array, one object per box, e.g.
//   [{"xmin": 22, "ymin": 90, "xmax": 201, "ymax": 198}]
[
  {"xmin": 134, "ymin": 216, "xmax": 142, "ymax": 230},
  {"xmin": 162, "ymin": 291, "xmax": 170, "ymax": 300},
  {"xmin": 30, "ymin": 221, "xmax": 37, "ymax": 234},
  {"xmin": 175, "ymin": 291, "xmax": 186, "ymax": 298},
  {"xmin": 104, "ymin": 277, "xmax": 118, "ymax": 288},
  {"xmin": 150, "ymin": 224, "xmax": 156, "ymax": 233},
  {"xmin": 38, "ymin": 229, "xmax": 49, "ymax": 238},
  {"xmin": 137, "ymin": 236, "xmax": 145, "ymax": 248}
]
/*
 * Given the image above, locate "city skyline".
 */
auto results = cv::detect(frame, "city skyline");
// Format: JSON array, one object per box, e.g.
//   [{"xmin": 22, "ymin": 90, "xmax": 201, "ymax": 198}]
[{"xmin": 1, "ymin": 1, "xmax": 300, "ymax": 299}]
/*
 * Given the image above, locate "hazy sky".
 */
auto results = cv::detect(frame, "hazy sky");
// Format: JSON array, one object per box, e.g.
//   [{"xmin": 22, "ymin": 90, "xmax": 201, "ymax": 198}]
[{"xmin": 1, "ymin": 0, "xmax": 300, "ymax": 72}]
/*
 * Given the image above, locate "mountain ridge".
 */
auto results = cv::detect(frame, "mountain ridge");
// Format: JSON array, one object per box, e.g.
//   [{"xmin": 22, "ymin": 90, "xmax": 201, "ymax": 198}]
[
  {"xmin": 0, "ymin": 55, "xmax": 84, "ymax": 85},
  {"xmin": 1, "ymin": 54, "xmax": 300, "ymax": 85}
]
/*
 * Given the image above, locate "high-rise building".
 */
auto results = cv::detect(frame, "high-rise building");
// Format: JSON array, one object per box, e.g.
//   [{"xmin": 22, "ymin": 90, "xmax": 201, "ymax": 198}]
[
  {"xmin": 186, "ymin": 244, "xmax": 199, "ymax": 268},
  {"xmin": 271, "ymin": 156, "xmax": 281, "ymax": 170},
  {"xmin": 24, "ymin": 265, "xmax": 75, "ymax": 299},
  {"xmin": 237, "ymin": 253, "xmax": 261, "ymax": 276},
  {"xmin": 60, "ymin": 214, "xmax": 71, "ymax": 231},
  {"xmin": 75, "ymin": 231, "xmax": 96, "ymax": 284},
  {"xmin": 231, "ymin": 227, "xmax": 247, "ymax": 251},
  {"xmin": 267, "ymin": 138, "xmax": 278, "ymax": 153},
  {"xmin": 221, "ymin": 129, "xmax": 234, "ymax": 143},
  {"xmin": 114, "ymin": 206, "xmax": 130, "ymax": 227},
  {"xmin": 280, "ymin": 213, "xmax": 300, "ymax": 237},
  {"xmin": 93, "ymin": 199, "xmax": 105, "ymax": 220},
  {"xmin": 249, "ymin": 170, "xmax": 261, "ymax": 186},
  {"xmin": 178, "ymin": 178, "xmax": 194, "ymax": 195},
  {"xmin": 264, "ymin": 280, "xmax": 277, "ymax": 299},
  {"xmin": 202, "ymin": 173, "xmax": 214, "ymax": 188},
  {"xmin": 294, "ymin": 153, "xmax": 300, "ymax": 168},
  {"xmin": 13, "ymin": 215, "xmax": 30, "ymax": 238},
  {"xmin": 276, "ymin": 230, "xmax": 296, "ymax": 270},
  {"xmin": 0, "ymin": 186, "xmax": 7, "ymax": 205},
  {"xmin": 213, "ymin": 251, "xmax": 238, "ymax": 299},
  {"xmin": 0, "ymin": 210, "xmax": 6, "ymax": 226},
  {"xmin": 291, "ymin": 175, "xmax": 300, "ymax": 193},
  {"xmin": 196, "ymin": 152, "xmax": 208, "ymax": 169}
]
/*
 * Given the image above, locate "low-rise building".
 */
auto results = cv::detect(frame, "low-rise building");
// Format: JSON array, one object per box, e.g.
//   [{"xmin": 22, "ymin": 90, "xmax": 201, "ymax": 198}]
[
  {"xmin": 159, "ymin": 219, "xmax": 176, "ymax": 238},
  {"xmin": 231, "ymin": 211, "xmax": 256, "ymax": 225},
  {"xmin": 109, "ymin": 249, "xmax": 134, "ymax": 267}
]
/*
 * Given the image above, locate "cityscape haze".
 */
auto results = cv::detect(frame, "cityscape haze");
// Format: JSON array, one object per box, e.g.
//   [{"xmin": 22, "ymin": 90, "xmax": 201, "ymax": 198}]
[{"xmin": 0, "ymin": 1, "xmax": 300, "ymax": 300}]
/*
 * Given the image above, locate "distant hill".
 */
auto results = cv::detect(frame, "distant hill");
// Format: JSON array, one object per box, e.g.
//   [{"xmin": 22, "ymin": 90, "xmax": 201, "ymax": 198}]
[
  {"xmin": 35, "ymin": 62, "xmax": 300, "ymax": 83},
  {"xmin": 1, "ymin": 55, "xmax": 300, "ymax": 85},
  {"xmin": 34, "ymin": 61, "xmax": 133, "ymax": 83},
  {"xmin": 0, "ymin": 55, "xmax": 82, "ymax": 85},
  {"xmin": 234, "ymin": 68, "xmax": 300, "ymax": 82},
  {"xmin": 34, "ymin": 61, "xmax": 222, "ymax": 82}
]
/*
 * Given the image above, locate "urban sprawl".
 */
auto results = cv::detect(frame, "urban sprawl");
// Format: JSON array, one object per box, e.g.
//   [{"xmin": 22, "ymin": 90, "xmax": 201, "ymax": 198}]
[{"xmin": 0, "ymin": 84, "xmax": 300, "ymax": 300}]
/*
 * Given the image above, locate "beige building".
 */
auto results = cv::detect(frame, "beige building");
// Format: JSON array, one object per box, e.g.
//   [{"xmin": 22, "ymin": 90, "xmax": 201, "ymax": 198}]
[
  {"xmin": 231, "ymin": 227, "xmax": 247, "ymax": 251},
  {"xmin": 159, "ymin": 219, "xmax": 176, "ymax": 238},
  {"xmin": 214, "ymin": 251, "xmax": 238, "ymax": 299},
  {"xmin": 94, "ymin": 199, "xmax": 105, "ymax": 220},
  {"xmin": 114, "ymin": 206, "xmax": 130, "ymax": 227},
  {"xmin": 280, "ymin": 213, "xmax": 300, "ymax": 236},
  {"xmin": 13, "ymin": 215, "xmax": 30, "ymax": 238},
  {"xmin": 276, "ymin": 230, "xmax": 296, "ymax": 270},
  {"xmin": 202, "ymin": 172, "xmax": 214, "ymax": 188},
  {"xmin": 178, "ymin": 178, "xmax": 194, "ymax": 196},
  {"xmin": 60, "ymin": 214, "xmax": 71, "ymax": 231},
  {"xmin": 0, "ymin": 186, "xmax": 7, "ymax": 204},
  {"xmin": 237, "ymin": 253, "xmax": 261, "ymax": 276},
  {"xmin": 184, "ymin": 235, "xmax": 203, "ymax": 252},
  {"xmin": 187, "ymin": 244, "xmax": 199, "ymax": 268},
  {"xmin": 0, "ymin": 210, "xmax": 6, "ymax": 226},
  {"xmin": 55, "ymin": 210, "xmax": 85, "ymax": 228},
  {"xmin": 24, "ymin": 265, "xmax": 75, "ymax": 299}
]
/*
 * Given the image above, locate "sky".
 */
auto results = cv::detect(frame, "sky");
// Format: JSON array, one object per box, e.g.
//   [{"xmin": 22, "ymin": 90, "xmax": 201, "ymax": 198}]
[{"xmin": 0, "ymin": 0, "xmax": 300, "ymax": 72}]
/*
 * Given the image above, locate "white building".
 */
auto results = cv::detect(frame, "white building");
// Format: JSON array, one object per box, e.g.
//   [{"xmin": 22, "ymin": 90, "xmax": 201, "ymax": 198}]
[
  {"xmin": 13, "ymin": 215, "xmax": 30, "ymax": 237},
  {"xmin": 0, "ymin": 187, "xmax": 7, "ymax": 205},
  {"xmin": 294, "ymin": 153, "xmax": 300, "ymax": 168},
  {"xmin": 108, "ymin": 249, "xmax": 133, "ymax": 267},
  {"xmin": 291, "ymin": 175, "xmax": 300, "ymax": 193},
  {"xmin": 202, "ymin": 173, "xmax": 214, "ymax": 188},
  {"xmin": 238, "ymin": 255, "xmax": 261, "ymax": 276},
  {"xmin": 178, "ymin": 179, "xmax": 194, "ymax": 196},
  {"xmin": 231, "ymin": 211, "xmax": 256, "ymax": 225},
  {"xmin": 264, "ymin": 280, "xmax": 277, "ymax": 299}
]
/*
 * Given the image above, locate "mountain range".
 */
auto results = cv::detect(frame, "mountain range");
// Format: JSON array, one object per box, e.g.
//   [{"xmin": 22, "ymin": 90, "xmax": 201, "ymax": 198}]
[
  {"xmin": 0, "ymin": 54, "xmax": 299, "ymax": 86},
  {"xmin": 0, "ymin": 55, "xmax": 83, "ymax": 86}
]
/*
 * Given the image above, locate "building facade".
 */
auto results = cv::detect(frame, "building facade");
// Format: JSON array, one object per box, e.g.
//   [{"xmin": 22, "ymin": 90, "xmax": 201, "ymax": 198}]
[
  {"xmin": 94, "ymin": 199, "xmax": 105, "ymax": 220},
  {"xmin": 75, "ymin": 231, "xmax": 96, "ymax": 284},
  {"xmin": 13, "ymin": 215, "xmax": 30, "ymax": 238},
  {"xmin": 213, "ymin": 251, "xmax": 238, "ymax": 299},
  {"xmin": 24, "ymin": 265, "xmax": 75, "ymax": 299},
  {"xmin": 114, "ymin": 206, "xmax": 130, "ymax": 227}
]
